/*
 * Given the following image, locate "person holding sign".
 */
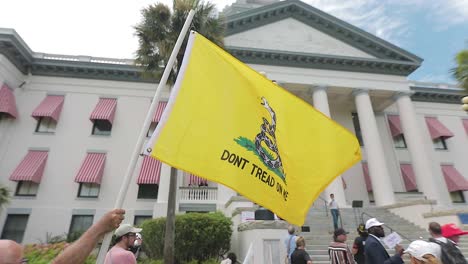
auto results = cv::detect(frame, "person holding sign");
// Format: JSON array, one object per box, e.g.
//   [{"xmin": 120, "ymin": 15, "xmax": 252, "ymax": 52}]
[{"xmin": 364, "ymin": 218, "xmax": 404, "ymax": 264}]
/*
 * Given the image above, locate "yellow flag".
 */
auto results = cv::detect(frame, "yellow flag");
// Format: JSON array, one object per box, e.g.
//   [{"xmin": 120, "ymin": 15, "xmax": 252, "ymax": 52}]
[{"xmin": 148, "ymin": 31, "xmax": 361, "ymax": 225}]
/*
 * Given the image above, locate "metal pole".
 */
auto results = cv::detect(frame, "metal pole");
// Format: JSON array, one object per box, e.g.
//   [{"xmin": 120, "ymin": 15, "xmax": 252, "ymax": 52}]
[{"xmin": 95, "ymin": 10, "xmax": 196, "ymax": 264}]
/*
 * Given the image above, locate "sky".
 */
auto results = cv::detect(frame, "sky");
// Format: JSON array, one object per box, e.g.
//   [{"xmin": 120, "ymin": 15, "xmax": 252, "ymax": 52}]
[{"xmin": 0, "ymin": 0, "xmax": 467, "ymax": 84}]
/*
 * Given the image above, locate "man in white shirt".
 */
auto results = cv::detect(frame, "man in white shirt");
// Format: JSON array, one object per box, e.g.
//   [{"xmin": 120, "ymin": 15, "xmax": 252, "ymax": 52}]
[{"xmin": 329, "ymin": 193, "xmax": 340, "ymax": 230}]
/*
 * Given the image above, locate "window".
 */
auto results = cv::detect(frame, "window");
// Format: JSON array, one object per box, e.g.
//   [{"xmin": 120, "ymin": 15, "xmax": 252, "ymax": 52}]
[
  {"xmin": 35, "ymin": 117, "xmax": 56, "ymax": 133},
  {"xmin": 134, "ymin": 215, "xmax": 152, "ymax": 227},
  {"xmin": 77, "ymin": 183, "xmax": 100, "ymax": 198},
  {"xmin": 137, "ymin": 184, "xmax": 158, "ymax": 199},
  {"xmin": 1, "ymin": 214, "xmax": 29, "ymax": 243},
  {"xmin": 68, "ymin": 215, "xmax": 93, "ymax": 241},
  {"xmin": 147, "ymin": 122, "xmax": 157, "ymax": 137},
  {"xmin": 433, "ymin": 137, "xmax": 448, "ymax": 150},
  {"xmin": 393, "ymin": 134, "xmax": 407, "ymax": 149},
  {"xmin": 15, "ymin": 181, "xmax": 39, "ymax": 197},
  {"xmin": 92, "ymin": 120, "xmax": 112, "ymax": 136},
  {"xmin": 352, "ymin": 113, "xmax": 364, "ymax": 146},
  {"xmin": 450, "ymin": 191, "xmax": 465, "ymax": 203},
  {"xmin": 368, "ymin": 192, "xmax": 375, "ymax": 203}
]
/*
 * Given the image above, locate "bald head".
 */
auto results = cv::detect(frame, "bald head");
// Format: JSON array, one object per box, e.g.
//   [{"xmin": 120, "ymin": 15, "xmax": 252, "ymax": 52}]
[{"xmin": 0, "ymin": 240, "xmax": 23, "ymax": 263}]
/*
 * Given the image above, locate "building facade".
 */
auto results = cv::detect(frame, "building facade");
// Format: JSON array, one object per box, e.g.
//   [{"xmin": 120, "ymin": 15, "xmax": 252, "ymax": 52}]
[{"xmin": 1, "ymin": 0, "xmax": 467, "ymax": 244}]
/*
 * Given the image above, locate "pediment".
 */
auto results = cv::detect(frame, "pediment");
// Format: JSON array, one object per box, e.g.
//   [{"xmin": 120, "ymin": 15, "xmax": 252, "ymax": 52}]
[{"xmin": 225, "ymin": 18, "xmax": 376, "ymax": 59}]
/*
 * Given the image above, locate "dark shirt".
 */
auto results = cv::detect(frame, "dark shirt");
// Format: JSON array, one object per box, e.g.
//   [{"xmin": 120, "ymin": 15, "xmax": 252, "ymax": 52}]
[
  {"xmin": 353, "ymin": 236, "xmax": 366, "ymax": 264},
  {"xmin": 291, "ymin": 248, "xmax": 311, "ymax": 264}
]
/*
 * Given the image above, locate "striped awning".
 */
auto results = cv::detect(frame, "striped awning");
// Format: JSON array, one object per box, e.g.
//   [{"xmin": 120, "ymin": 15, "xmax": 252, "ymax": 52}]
[
  {"xmin": 152, "ymin": 101, "xmax": 167, "ymax": 123},
  {"xmin": 189, "ymin": 174, "xmax": 207, "ymax": 186},
  {"xmin": 463, "ymin": 119, "xmax": 468, "ymax": 134},
  {"xmin": 425, "ymin": 117, "xmax": 454, "ymax": 139},
  {"xmin": 137, "ymin": 156, "xmax": 162, "ymax": 184},
  {"xmin": 400, "ymin": 164, "xmax": 417, "ymax": 192},
  {"xmin": 31, "ymin": 95, "xmax": 65, "ymax": 121},
  {"xmin": 74, "ymin": 153, "xmax": 106, "ymax": 184},
  {"xmin": 9, "ymin": 150, "xmax": 48, "ymax": 183},
  {"xmin": 362, "ymin": 163, "xmax": 372, "ymax": 192},
  {"xmin": 387, "ymin": 115, "xmax": 403, "ymax": 137},
  {"xmin": 441, "ymin": 165, "xmax": 468, "ymax": 192},
  {"xmin": 89, "ymin": 98, "xmax": 117, "ymax": 124},
  {"xmin": 0, "ymin": 84, "xmax": 18, "ymax": 118}
]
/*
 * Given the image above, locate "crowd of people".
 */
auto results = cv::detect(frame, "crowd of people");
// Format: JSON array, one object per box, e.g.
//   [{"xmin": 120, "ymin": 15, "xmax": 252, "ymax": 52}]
[{"xmin": 285, "ymin": 217, "xmax": 468, "ymax": 264}]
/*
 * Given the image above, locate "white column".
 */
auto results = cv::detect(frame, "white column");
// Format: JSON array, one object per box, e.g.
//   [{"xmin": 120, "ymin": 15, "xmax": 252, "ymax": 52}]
[
  {"xmin": 353, "ymin": 89, "xmax": 395, "ymax": 206},
  {"xmin": 395, "ymin": 93, "xmax": 451, "ymax": 206},
  {"xmin": 312, "ymin": 85, "xmax": 347, "ymax": 206},
  {"xmin": 153, "ymin": 163, "xmax": 171, "ymax": 217}
]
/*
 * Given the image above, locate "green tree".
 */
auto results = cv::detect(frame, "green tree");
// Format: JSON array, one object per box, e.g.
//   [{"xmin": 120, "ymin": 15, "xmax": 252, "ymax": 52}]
[
  {"xmin": 451, "ymin": 49, "xmax": 468, "ymax": 92},
  {"xmin": 135, "ymin": 0, "xmax": 225, "ymax": 83},
  {"xmin": 0, "ymin": 184, "xmax": 11, "ymax": 210}
]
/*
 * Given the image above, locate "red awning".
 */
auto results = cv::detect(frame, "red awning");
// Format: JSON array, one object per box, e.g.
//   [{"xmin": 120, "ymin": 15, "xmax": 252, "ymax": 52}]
[
  {"xmin": 90, "ymin": 98, "xmax": 117, "ymax": 124},
  {"xmin": 189, "ymin": 174, "xmax": 207, "ymax": 186},
  {"xmin": 0, "ymin": 84, "xmax": 18, "ymax": 118},
  {"xmin": 362, "ymin": 163, "xmax": 372, "ymax": 192},
  {"xmin": 463, "ymin": 119, "xmax": 468, "ymax": 135},
  {"xmin": 425, "ymin": 117, "xmax": 454, "ymax": 139},
  {"xmin": 74, "ymin": 153, "xmax": 106, "ymax": 184},
  {"xmin": 137, "ymin": 156, "xmax": 162, "ymax": 184},
  {"xmin": 400, "ymin": 164, "xmax": 417, "ymax": 192},
  {"xmin": 441, "ymin": 165, "xmax": 468, "ymax": 192},
  {"xmin": 387, "ymin": 115, "xmax": 403, "ymax": 137},
  {"xmin": 31, "ymin": 95, "xmax": 65, "ymax": 121},
  {"xmin": 9, "ymin": 151, "xmax": 48, "ymax": 183},
  {"xmin": 152, "ymin": 101, "xmax": 167, "ymax": 123}
]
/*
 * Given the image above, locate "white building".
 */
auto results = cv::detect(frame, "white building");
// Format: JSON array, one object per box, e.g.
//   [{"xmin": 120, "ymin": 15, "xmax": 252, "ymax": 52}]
[{"xmin": 1, "ymin": 0, "xmax": 467, "ymax": 245}]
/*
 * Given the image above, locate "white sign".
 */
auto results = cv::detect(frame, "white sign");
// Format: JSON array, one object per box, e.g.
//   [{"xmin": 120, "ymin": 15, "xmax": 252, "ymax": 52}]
[{"xmin": 383, "ymin": 232, "xmax": 402, "ymax": 249}]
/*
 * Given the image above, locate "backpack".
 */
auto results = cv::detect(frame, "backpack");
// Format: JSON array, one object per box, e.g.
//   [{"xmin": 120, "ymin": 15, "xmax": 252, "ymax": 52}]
[{"xmin": 429, "ymin": 238, "xmax": 468, "ymax": 264}]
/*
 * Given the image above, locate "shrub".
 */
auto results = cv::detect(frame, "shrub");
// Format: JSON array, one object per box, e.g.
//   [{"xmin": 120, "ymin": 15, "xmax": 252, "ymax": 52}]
[
  {"xmin": 23, "ymin": 242, "xmax": 96, "ymax": 264},
  {"xmin": 141, "ymin": 212, "xmax": 232, "ymax": 263}
]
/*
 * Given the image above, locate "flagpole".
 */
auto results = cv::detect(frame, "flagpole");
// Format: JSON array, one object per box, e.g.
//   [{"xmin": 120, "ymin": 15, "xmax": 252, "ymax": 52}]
[{"xmin": 96, "ymin": 9, "xmax": 195, "ymax": 264}]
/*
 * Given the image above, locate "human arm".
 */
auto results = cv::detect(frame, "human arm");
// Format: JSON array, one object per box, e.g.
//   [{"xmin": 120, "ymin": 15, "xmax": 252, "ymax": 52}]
[
  {"xmin": 383, "ymin": 245, "xmax": 404, "ymax": 264},
  {"xmin": 52, "ymin": 209, "xmax": 125, "ymax": 264}
]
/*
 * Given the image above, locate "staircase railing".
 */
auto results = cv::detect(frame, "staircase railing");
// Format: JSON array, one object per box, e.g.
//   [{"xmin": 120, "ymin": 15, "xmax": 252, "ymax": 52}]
[
  {"xmin": 317, "ymin": 196, "xmax": 328, "ymax": 217},
  {"xmin": 360, "ymin": 212, "xmax": 413, "ymax": 242}
]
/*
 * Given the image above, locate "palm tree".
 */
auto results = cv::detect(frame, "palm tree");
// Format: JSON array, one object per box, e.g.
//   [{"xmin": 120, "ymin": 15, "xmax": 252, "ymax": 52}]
[
  {"xmin": 135, "ymin": 0, "xmax": 225, "ymax": 83},
  {"xmin": 135, "ymin": 1, "xmax": 225, "ymax": 263},
  {"xmin": 451, "ymin": 49, "xmax": 468, "ymax": 92},
  {"xmin": 0, "ymin": 184, "xmax": 11, "ymax": 212}
]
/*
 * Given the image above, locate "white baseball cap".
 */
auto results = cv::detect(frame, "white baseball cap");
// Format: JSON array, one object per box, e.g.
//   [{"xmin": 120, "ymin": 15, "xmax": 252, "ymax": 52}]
[
  {"xmin": 404, "ymin": 240, "xmax": 441, "ymax": 260},
  {"xmin": 365, "ymin": 218, "xmax": 384, "ymax": 229},
  {"xmin": 114, "ymin": 224, "xmax": 142, "ymax": 238}
]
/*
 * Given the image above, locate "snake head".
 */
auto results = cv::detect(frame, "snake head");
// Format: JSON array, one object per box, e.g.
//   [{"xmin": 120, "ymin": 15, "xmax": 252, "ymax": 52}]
[{"xmin": 260, "ymin": 97, "xmax": 269, "ymax": 107}]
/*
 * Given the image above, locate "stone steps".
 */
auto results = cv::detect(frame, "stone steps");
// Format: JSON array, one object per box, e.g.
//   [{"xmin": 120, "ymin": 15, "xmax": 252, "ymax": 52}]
[{"xmin": 299, "ymin": 206, "xmax": 467, "ymax": 264}]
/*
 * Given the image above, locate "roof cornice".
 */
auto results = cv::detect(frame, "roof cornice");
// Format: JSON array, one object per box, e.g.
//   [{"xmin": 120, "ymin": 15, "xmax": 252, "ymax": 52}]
[
  {"xmin": 0, "ymin": 28, "xmax": 156, "ymax": 83},
  {"xmin": 224, "ymin": 0, "xmax": 423, "ymax": 65},
  {"xmin": 227, "ymin": 47, "xmax": 419, "ymax": 76},
  {"xmin": 410, "ymin": 85, "xmax": 466, "ymax": 104}
]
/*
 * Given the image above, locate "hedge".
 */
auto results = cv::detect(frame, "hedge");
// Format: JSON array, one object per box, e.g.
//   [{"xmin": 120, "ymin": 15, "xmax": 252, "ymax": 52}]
[{"xmin": 140, "ymin": 212, "xmax": 232, "ymax": 263}]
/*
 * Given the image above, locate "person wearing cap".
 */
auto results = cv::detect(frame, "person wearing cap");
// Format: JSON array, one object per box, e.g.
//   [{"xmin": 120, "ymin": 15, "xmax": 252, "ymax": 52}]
[
  {"xmin": 352, "ymin": 224, "xmax": 368, "ymax": 264},
  {"xmin": 404, "ymin": 240, "xmax": 441, "ymax": 264},
  {"xmin": 428, "ymin": 223, "xmax": 468, "ymax": 263},
  {"xmin": 441, "ymin": 223, "xmax": 468, "ymax": 244},
  {"xmin": 364, "ymin": 218, "xmax": 404, "ymax": 264},
  {"xmin": 0, "ymin": 209, "xmax": 125, "ymax": 264},
  {"xmin": 104, "ymin": 224, "xmax": 142, "ymax": 264},
  {"xmin": 328, "ymin": 228, "xmax": 354, "ymax": 264}
]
